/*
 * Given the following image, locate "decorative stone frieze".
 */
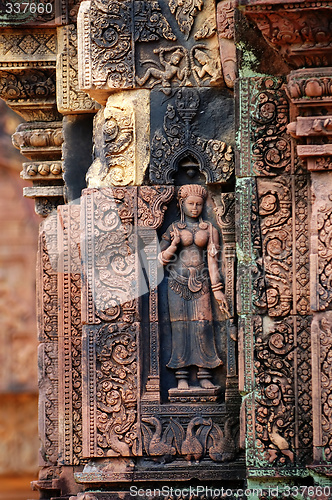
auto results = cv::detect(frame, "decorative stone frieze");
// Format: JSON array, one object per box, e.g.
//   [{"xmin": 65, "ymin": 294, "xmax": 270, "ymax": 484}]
[
  {"xmin": 77, "ymin": 0, "xmax": 223, "ymax": 103},
  {"xmin": 242, "ymin": 1, "xmax": 332, "ymax": 69}
]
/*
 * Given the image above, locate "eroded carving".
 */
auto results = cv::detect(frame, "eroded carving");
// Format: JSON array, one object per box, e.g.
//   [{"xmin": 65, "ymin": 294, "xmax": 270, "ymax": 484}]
[
  {"xmin": 87, "ymin": 91, "xmax": 150, "ymax": 187},
  {"xmin": 81, "ymin": 187, "xmax": 139, "ymax": 325},
  {"xmin": 168, "ymin": 0, "xmax": 203, "ymax": 40},
  {"xmin": 134, "ymin": 0, "xmax": 176, "ymax": 42}
]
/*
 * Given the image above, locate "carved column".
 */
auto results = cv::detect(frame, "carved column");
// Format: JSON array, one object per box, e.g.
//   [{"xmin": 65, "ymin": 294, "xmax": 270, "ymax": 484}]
[{"xmin": 0, "ymin": 19, "xmax": 65, "ymax": 216}]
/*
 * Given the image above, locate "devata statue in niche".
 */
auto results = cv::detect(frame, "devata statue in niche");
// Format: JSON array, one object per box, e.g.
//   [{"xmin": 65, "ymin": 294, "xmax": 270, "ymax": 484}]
[{"xmin": 159, "ymin": 184, "xmax": 229, "ymax": 394}]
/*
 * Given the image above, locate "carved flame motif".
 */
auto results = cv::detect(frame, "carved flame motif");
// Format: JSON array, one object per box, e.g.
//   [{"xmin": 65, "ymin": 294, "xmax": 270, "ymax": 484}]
[
  {"xmin": 150, "ymin": 88, "xmax": 234, "ymax": 184},
  {"xmin": 168, "ymin": 0, "xmax": 204, "ymax": 39}
]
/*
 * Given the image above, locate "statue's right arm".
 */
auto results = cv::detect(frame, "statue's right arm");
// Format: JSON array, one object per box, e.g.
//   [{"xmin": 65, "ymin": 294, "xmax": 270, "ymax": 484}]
[{"xmin": 158, "ymin": 225, "xmax": 178, "ymax": 265}]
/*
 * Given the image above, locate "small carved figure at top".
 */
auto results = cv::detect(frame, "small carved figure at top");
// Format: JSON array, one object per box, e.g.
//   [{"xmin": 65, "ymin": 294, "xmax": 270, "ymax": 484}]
[
  {"xmin": 169, "ymin": 0, "xmax": 204, "ymax": 39},
  {"xmin": 191, "ymin": 46, "xmax": 222, "ymax": 86},
  {"xmin": 136, "ymin": 46, "xmax": 189, "ymax": 94},
  {"xmin": 159, "ymin": 184, "xmax": 229, "ymax": 393}
]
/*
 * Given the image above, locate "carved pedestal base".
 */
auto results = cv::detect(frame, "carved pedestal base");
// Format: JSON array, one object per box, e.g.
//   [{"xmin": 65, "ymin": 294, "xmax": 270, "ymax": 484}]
[{"xmin": 168, "ymin": 386, "xmax": 221, "ymax": 403}]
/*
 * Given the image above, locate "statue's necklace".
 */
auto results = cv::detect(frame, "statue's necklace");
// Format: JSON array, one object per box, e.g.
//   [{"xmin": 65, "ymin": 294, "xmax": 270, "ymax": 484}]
[{"xmin": 177, "ymin": 221, "xmax": 209, "ymax": 232}]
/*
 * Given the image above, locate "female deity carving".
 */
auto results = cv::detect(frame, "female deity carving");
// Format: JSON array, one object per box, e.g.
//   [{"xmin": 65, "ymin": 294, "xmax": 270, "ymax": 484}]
[{"xmin": 159, "ymin": 184, "xmax": 229, "ymax": 391}]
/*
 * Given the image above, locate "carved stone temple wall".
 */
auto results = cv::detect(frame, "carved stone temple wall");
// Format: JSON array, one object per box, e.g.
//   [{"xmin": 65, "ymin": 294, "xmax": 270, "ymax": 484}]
[{"xmin": 2, "ymin": 0, "xmax": 332, "ymax": 498}]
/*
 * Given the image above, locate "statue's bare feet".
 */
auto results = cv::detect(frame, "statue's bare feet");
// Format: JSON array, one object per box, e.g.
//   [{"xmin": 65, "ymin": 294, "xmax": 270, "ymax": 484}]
[
  {"xmin": 199, "ymin": 378, "xmax": 214, "ymax": 389},
  {"xmin": 178, "ymin": 379, "xmax": 189, "ymax": 390}
]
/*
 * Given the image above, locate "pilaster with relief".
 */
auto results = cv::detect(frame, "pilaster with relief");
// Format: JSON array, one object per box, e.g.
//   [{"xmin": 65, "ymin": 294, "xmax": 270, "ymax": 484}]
[
  {"xmin": 0, "ymin": 28, "xmax": 64, "ymax": 216},
  {"xmin": 241, "ymin": 0, "xmax": 332, "ymax": 485}
]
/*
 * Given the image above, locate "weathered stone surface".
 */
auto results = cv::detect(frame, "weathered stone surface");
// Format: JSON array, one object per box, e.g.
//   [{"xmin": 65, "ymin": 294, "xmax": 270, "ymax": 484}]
[
  {"xmin": 311, "ymin": 172, "xmax": 332, "ymax": 312},
  {"xmin": 6, "ymin": 0, "xmax": 332, "ymax": 494},
  {"xmin": 57, "ymin": 25, "xmax": 99, "ymax": 114},
  {"xmin": 87, "ymin": 90, "xmax": 150, "ymax": 187}
]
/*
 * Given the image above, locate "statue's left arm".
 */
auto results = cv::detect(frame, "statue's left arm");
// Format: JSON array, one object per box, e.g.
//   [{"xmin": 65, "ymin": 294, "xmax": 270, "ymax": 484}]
[{"xmin": 208, "ymin": 224, "xmax": 230, "ymax": 318}]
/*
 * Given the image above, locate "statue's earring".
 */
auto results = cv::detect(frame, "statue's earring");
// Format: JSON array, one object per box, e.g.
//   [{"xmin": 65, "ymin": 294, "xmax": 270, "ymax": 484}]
[{"xmin": 178, "ymin": 199, "xmax": 186, "ymax": 229}]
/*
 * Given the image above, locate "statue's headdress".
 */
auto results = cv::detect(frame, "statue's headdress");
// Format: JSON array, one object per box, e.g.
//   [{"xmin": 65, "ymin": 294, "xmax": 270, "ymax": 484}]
[{"xmin": 178, "ymin": 184, "xmax": 207, "ymax": 225}]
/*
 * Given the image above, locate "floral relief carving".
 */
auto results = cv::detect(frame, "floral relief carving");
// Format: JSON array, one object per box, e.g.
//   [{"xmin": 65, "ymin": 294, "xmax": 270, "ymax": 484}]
[
  {"xmin": 0, "ymin": 69, "xmax": 56, "ymax": 102},
  {"xmin": 168, "ymin": 0, "xmax": 203, "ymax": 40},
  {"xmin": 94, "ymin": 323, "xmax": 138, "ymax": 457},
  {"xmin": 138, "ymin": 186, "xmax": 174, "ymax": 229},
  {"xmin": 81, "ymin": 188, "xmax": 139, "ymax": 325},
  {"xmin": 257, "ymin": 177, "xmax": 292, "ymax": 317},
  {"xmin": 255, "ymin": 318, "xmax": 295, "ymax": 465},
  {"xmin": 317, "ymin": 316, "xmax": 332, "ymax": 462},
  {"xmin": 90, "ymin": 0, "xmax": 134, "ymax": 89},
  {"xmin": 251, "ymin": 78, "xmax": 291, "ymax": 177},
  {"xmin": 317, "ymin": 204, "xmax": 332, "ymax": 311}
]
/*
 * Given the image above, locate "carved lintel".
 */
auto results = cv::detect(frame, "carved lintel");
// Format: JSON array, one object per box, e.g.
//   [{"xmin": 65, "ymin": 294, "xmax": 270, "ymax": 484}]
[
  {"xmin": 243, "ymin": 1, "xmax": 332, "ymax": 69},
  {"xmin": 12, "ymin": 121, "xmax": 65, "ymax": 216},
  {"xmin": 287, "ymin": 67, "xmax": 332, "ymax": 108},
  {"xmin": 288, "ymin": 116, "xmax": 332, "ymax": 138},
  {"xmin": 297, "ymin": 145, "xmax": 332, "ymax": 171}
]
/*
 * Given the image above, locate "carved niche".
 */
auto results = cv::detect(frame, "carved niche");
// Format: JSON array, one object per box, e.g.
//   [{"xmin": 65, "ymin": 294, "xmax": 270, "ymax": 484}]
[{"xmin": 150, "ymin": 87, "xmax": 234, "ymax": 184}]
